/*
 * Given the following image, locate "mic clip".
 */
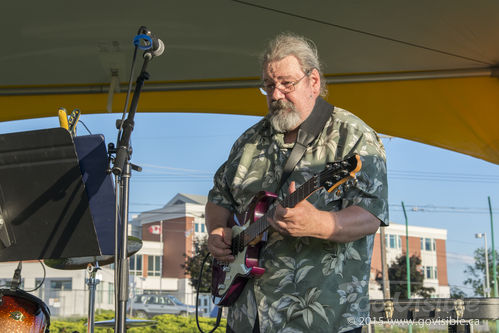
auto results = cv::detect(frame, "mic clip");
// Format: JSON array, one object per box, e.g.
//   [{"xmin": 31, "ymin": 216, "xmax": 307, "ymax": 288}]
[
  {"xmin": 133, "ymin": 26, "xmax": 165, "ymax": 59},
  {"xmin": 10, "ymin": 261, "xmax": 22, "ymax": 291}
]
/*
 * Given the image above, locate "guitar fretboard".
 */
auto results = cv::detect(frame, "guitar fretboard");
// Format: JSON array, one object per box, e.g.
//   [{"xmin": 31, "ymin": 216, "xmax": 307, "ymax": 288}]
[{"xmin": 231, "ymin": 175, "xmax": 319, "ymax": 255}]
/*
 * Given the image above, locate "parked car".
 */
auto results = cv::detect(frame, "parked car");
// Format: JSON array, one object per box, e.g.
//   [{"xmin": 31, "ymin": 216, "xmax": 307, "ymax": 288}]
[{"xmin": 130, "ymin": 294, "xmax": 196, "ymax": 318}]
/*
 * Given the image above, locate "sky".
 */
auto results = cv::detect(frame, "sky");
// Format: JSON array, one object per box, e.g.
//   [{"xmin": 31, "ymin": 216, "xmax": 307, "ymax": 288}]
[{"xmin": 0, "ymin": 110, "xmax": 497, "ymax": 296}]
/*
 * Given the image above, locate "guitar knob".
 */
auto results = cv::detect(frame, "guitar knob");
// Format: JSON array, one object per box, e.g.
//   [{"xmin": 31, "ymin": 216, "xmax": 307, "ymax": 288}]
[{"xmin": 218, "ymin": 284, "xmax": 226, "ymax": 290}]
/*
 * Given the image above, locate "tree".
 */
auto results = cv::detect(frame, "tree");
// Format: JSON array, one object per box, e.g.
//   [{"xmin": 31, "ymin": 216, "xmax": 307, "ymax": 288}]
[
  {"xmin": 463, "ymin": 247, "xmax": 499, "ymax": 296},
  {"xmin": 182, "ymin": 236, "xmax": 212, "ymax": 292},
  {"xmin": 376, "ymin": 254, "xmax": 435, "ymax": 299},
  {"xmin": 450, "ymin": 286, "xmax": 467, "ymax": 299}
]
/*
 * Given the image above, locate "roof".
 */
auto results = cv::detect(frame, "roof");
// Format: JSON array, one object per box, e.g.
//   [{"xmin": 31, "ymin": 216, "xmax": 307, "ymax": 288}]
[
  {"xmin": 164, "ymin": 193, "xmax": 208, "ymax": 207},
  {"xmin": 131, "ymin": 193, "xmax": 207, "ymax": 226}
]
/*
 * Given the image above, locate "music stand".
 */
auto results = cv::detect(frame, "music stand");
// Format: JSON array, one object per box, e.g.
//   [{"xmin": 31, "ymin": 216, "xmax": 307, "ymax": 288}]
[{"xmin": 0, "ymin": 128, "xmax": 116, "ymax": 261}]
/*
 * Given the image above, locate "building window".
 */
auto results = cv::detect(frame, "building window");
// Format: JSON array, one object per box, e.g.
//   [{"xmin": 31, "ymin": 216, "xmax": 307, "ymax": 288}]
[
  {"xmin": 108, "ymin": 283, "xmax": 114, "ymax": 305},
  {"xmin": 195, "ymin": 223, "xmax": 199, "ymax": 232},
  {"xmin": 421, "ymin": 237, "xmax": 436, "ymax": 251},
  {"xmin": 130, "ymin": 255, "xmax": 143, "ymax": 276},
  {"xmin": 0, "ymin": 278, "xmax": 24, "ymax": 289},
  {"xmin": 422, "ymin": 265, "xmax": 438, "ymax": 279},
  {"xmin": 50, "ymin": 279, "xmax": 72, "ymax": 290},
  {"xmin": 97, "ymin": 282, "xmax": 104, "ymax": 304},
  {"xmin": 148, "ymin": 255, "xmax": 162, "ymax": 277},
  {"xmin": 385, "ymin": 234, "xmax": 401, "ymax": 249},
  {"xmin": 201, "ymin": 224, "xmax": 205, "ymax": 233}
]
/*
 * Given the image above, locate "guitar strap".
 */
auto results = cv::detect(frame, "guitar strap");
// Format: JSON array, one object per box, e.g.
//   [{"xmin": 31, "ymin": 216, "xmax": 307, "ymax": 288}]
[{"xmin": 277, "ymin": 97, "xmax": 334, "ymax": 192}]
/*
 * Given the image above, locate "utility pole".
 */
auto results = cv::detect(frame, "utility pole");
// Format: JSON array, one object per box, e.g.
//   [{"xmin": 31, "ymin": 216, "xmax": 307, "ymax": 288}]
[
  {"xmin": 380, "ymin": 227, "xmax": 390, "ymax": 299},
  {"xmin": 487, "ymin": 197, "xmax": 498, "ymax": 333},
  {"xmin": 160, "ymin": 220, "xmax": 163, "ymax": 293},
  {"xmin": 401, "ymin": 201, "xmax": 412, "ymax": 333},
  {"xmin": 475, "ymin": 233, "xmax": 490, "ymax": 297},
  {"xmin": 401, "ymin": 202, "xmax": 411, "ymax": 299}
]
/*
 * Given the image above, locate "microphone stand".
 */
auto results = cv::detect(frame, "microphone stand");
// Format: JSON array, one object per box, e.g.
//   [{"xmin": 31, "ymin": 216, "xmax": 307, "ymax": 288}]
[{"xmin": 110, "ymin": 52, "xmax": 151, "ymax": 333}]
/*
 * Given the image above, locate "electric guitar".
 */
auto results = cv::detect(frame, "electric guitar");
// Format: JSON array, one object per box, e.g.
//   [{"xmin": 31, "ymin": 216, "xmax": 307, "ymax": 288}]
[{"xmin": 211, "ymin": 154, "xmax": 362, "ymax": 306}]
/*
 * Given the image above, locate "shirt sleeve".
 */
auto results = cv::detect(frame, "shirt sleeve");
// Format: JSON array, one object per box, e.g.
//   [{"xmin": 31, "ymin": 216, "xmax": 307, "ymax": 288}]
[
  {"xmin": 337, "ymin": 124, "xmax": 389, "ymax": 226},
  {"xmin": 208, "ymin": 161, "xmax": 236, "ymax": 212}
]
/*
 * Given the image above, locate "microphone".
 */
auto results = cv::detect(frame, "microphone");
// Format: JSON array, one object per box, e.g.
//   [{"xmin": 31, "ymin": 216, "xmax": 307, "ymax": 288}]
[
  {"xmin": 151, "ymin": 38, "xmax": 165, "ymax": 57},
  {"xmin": 134, "ymin": 26, "xmax": 165, "ymax": 58}
]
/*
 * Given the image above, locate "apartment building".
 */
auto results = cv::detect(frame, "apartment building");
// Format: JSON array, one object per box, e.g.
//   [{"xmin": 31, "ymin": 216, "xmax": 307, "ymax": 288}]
[
  {"xmin": 129, "ymin": 193, "xmax": 210, "ymax": 311},
  {"xmin": 370, "ymin": 223, "xmax": 450, "ymax": 298}
]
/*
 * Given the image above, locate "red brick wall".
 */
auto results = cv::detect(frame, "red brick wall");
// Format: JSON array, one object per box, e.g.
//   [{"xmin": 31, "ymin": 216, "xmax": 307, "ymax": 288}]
[
  {"xmin": 436, "ymin": 239, "xmax": 448, "ymax": 285},
  {"xmin": 401, "ymin": 235, "xmax": 421, "ymax": 257},
  {"xmin": 162, "ymin": 216, "xmax": 194, "ymax": 279},
  {"xmin": 142, "ymin": 222, "xmax": 161, "ymax": 242},
  {"xmin": 142, "ymin": 218, "xmax": 195, "ymax": 279},
  {"xmin": 371, "ymin": 232, "xmax": 382, "ymax": 278}
]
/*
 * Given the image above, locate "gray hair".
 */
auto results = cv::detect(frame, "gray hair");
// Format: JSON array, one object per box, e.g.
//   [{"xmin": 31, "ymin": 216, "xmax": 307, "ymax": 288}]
[{"xmin": 261, "ymin": 32, "xmax": 328, "ymax": 97}]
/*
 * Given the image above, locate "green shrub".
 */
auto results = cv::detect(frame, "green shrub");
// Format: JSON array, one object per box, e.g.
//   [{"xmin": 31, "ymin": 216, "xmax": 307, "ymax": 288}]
[{"xmin": 50, "ymin": 313, "xmax": 226, "ymax": 333}]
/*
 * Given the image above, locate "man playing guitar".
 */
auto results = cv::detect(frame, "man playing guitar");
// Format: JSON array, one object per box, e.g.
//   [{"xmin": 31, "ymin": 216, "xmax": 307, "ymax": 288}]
[{"xmin": 206, "ymin": 33, "xmax": 388, "ymax": 333}]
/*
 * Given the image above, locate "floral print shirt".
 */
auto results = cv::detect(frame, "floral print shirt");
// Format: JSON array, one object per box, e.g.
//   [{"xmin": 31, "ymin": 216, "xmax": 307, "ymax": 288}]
[{"xmin": 208, "ymin": 101, "xmax": 389, "ymax": 333}]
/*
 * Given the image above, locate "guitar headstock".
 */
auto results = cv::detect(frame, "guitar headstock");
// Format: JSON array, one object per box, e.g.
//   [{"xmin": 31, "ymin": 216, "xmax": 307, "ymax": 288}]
[{"xmin": 319, "ymin": 154, "xmax": 362, "ymax": 193}]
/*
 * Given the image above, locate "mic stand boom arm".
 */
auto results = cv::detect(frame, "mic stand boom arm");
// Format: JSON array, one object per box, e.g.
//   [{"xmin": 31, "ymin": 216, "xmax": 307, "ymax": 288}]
[{"xmin": 111, "ymin": 55, "xmax": 150, "ymax": 333}]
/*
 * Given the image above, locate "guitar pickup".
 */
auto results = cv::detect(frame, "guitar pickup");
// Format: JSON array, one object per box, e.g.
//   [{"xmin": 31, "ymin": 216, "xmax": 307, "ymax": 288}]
[{"xmin": 222, "ymin": 266, "xmax": 231, "ymax": 272}]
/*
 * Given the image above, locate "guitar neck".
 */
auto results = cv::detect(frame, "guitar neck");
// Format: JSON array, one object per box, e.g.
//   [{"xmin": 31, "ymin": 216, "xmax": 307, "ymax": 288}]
[{"xmin": 240, "ymin": 175, "xmax": 319, "ymax": 247}]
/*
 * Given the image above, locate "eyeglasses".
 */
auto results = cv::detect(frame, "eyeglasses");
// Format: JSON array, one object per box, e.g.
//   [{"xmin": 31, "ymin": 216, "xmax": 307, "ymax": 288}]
[{"xmin": 259, "ymin": 70, "xmax": 311, "ymax": 96}]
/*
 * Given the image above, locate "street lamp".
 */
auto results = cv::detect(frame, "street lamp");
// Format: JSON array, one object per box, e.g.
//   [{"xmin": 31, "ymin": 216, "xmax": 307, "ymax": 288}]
[{"xmin": 475, "ymin": 233, "xmax": 490, "ymax": 297}]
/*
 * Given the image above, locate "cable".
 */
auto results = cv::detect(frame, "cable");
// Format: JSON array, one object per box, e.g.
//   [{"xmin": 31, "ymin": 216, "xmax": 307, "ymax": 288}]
[
  {"xmin": 230, "ymin": 0, "xmax": 491, "ymax": 66},
  {"xmin": 196, "ymin": 252, "xmax": 222, "ymax": 333},
  {"xmin": 24, "ymin": 260, "xmax": 46, "ymax": 293},
  {"xmin": 78, "ymin": 120, "xmax": 93, "ymax": 135}
]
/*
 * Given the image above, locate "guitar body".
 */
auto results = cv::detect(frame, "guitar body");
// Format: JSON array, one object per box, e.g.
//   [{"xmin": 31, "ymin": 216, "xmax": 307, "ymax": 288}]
[{"xmin": 212, "ymin": 191, "xmax": 277, "ymax": 306}]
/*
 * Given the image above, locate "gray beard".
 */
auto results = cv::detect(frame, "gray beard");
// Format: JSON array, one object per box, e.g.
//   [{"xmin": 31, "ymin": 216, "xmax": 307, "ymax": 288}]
[{"xmin": 268, "ymin": 100, "xmax": 301, "ymax": 133}]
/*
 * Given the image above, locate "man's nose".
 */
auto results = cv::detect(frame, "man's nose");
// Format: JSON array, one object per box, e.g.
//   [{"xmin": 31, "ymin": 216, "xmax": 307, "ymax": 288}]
[{"xmin": 271, "ymin": 87, "xmax": 285, "ymax": 100}]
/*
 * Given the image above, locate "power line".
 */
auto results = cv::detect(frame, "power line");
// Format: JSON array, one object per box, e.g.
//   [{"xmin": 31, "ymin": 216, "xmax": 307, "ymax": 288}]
[{"xmin": 389, "ymin": 170, "xmax": 499, "ymax": 184}]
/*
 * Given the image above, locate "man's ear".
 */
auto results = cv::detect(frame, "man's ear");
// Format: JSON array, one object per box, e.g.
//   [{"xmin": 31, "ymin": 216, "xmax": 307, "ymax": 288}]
[{"xmin": 310, "ymin": 68, "xmax": 321, "ymax": 95}]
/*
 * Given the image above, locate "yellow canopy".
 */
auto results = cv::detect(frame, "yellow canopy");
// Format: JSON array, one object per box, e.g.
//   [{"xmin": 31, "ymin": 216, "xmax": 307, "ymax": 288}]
[{"xmin": 1, "ymin": 1, "xmax": 499, "ymax": 164}]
